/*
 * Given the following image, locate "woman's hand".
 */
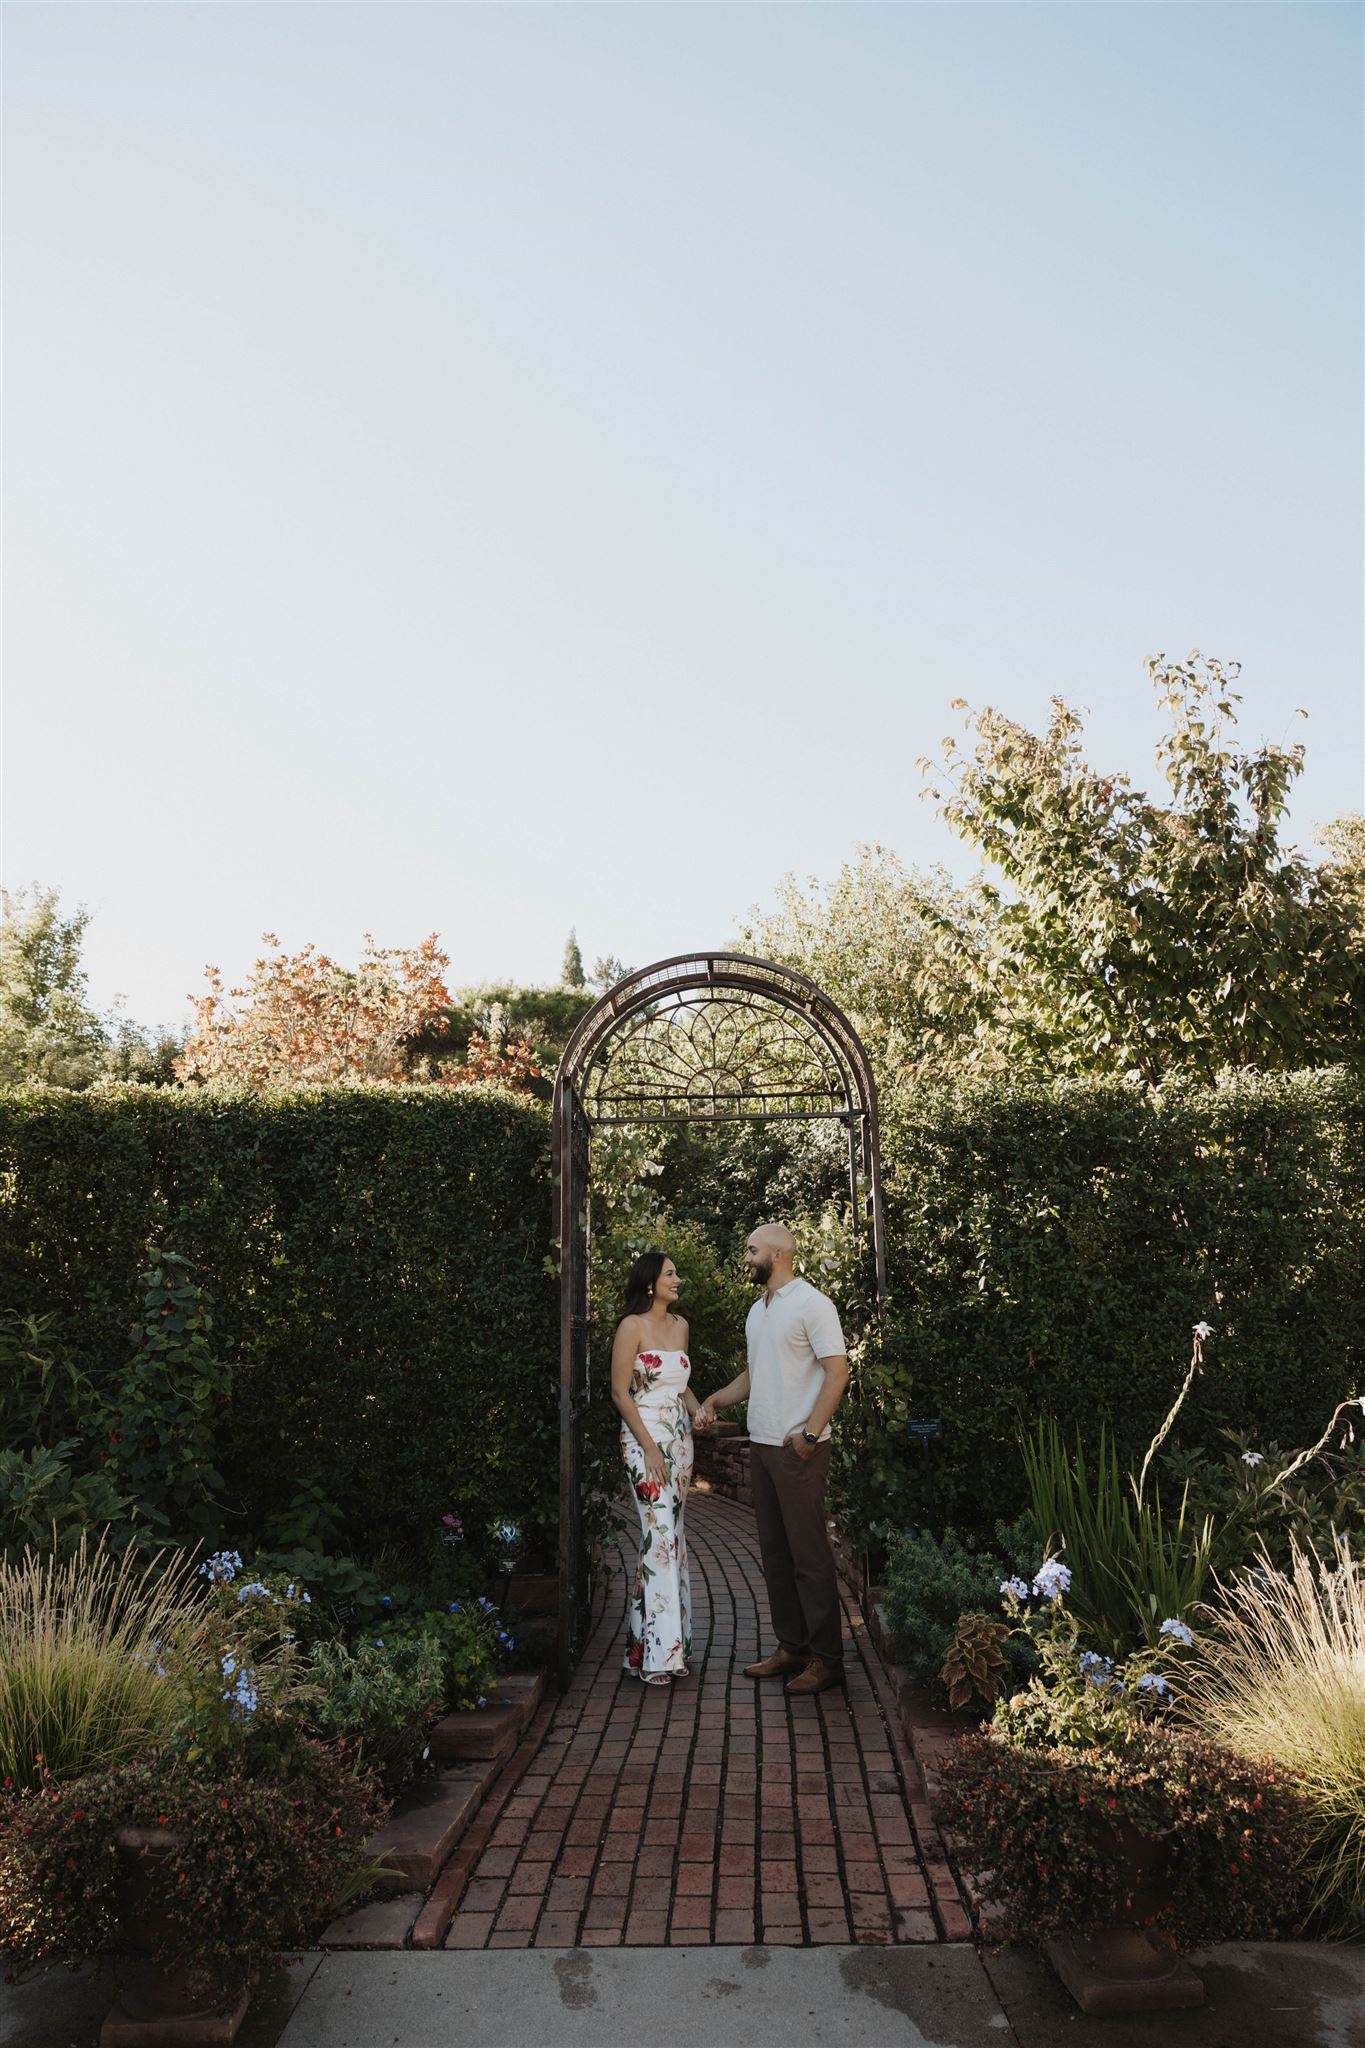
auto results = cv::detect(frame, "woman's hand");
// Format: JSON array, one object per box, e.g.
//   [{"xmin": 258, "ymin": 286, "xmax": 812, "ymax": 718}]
[
  {"xmin": 643, "ymin": 1441, "xmax": 668, "ymax": 1490},
  {"xmin": 694, "ymin": 1399, "xmax": 716, "ymax": 1433}
]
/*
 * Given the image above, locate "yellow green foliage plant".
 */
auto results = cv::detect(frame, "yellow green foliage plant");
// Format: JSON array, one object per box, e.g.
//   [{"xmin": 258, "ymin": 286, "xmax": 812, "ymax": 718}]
[
  {"xmin": 0, "ymin": 1533, "xmax": 204, "ymax": 1792},
  {"xmin": 1180, "ymin": 1529, "xmax": 1365, "ymax": 1937}
]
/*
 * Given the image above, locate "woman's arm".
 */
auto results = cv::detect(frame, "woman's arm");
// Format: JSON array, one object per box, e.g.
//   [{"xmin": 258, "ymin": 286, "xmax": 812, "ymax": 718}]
[{"xmin": 610, "ymin": 1317, "xmax": 666, "ymax": 1485}]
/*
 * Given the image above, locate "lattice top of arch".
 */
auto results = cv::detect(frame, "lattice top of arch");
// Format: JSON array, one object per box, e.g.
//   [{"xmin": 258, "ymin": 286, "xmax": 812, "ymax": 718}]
[{"xmin": 557, "ymin": 953, "xmax": 876, "ymax": 1129}]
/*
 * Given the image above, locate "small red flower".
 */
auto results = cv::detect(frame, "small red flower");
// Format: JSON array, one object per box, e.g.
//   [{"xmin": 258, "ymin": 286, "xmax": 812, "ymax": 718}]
[
  {"xmin": 635, "ymin": 1479, "xmax": 661, "ymax": 1503},
  {"xmin": 628, "ymin": 1640, "xmax": 644, "ymax": 1669},
  {"xmin": 639, "ymin": 1353, "xmax": 662, "ymax": 1368}
]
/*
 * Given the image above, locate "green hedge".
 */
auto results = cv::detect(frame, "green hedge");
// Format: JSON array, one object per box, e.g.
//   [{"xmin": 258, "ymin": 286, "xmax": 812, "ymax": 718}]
[
  {"xmin": 837, "ymin": 1067, "xmax": 1365, "ymax": 1549},
  {"xmin": 0, "ymin": 1086, "xmax": 556, "ymax": 1564},
  {"xmin": 4, "ymin": 1069, "xmax": 1361, "ymax": 1572}
]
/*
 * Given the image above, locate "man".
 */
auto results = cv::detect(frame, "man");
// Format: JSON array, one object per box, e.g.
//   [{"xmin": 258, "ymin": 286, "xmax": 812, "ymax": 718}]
[{"xmin": 697, "ymin": 1223, "xmax": 850, "ymax": 1695}]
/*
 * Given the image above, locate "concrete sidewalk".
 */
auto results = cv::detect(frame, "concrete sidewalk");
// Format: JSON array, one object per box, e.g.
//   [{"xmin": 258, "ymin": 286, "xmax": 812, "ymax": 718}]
[{"xmin": 5, "ymin": 1943, "xmax": 1361, "ymax": 2048}]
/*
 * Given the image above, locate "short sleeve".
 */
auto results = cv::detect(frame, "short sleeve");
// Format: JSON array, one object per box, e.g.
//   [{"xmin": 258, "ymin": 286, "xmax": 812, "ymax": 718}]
[{"xmin": 804, "ymin": 1290, "xmax": 846, "ymax": 1359}]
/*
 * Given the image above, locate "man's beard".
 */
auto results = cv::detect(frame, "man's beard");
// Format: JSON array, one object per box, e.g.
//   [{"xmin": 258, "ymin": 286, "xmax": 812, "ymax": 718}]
[{"xmin": 749, "ymin": 1258, "xmax": 772, "ymax": 1286}]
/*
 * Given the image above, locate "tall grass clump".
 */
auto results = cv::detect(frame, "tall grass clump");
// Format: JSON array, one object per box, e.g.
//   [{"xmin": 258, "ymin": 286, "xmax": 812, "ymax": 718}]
[
  {"xmin": 1181, "ymin": 1534, "xmax": 1365, "ymax": 1937},
  {"xmin": 1022, "ymin": 1419, "xmax": 1215, "ymax": 1653},
  {"xmin": 0, "ymin": 1534, "xmax": 203, "ymax": 1791},
  {"xmin": 1022, "ymin": 1325, "xmax": 1217, "ymax": 1653}
]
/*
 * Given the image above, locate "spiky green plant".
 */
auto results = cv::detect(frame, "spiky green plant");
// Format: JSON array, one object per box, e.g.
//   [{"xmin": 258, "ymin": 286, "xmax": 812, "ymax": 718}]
[
  {"xmin": 0, "ymin": 1532, "xmax": 204, "ymax": 1790},
  {"xmin": 1022, "ymin": 1419, "xmax": 1215, "ymax": 1653},
  {"xmin": 1180, "ymin": 1534, "xmax": 1365, "ymax": 1937}
]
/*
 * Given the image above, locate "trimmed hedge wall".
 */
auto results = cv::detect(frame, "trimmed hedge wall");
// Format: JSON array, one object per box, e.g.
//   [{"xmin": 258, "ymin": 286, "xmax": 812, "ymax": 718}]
[
  {"xmin": 837, "ymin": 1067, "xmax": 1365, "ymax": 1547},
  {"xmin": 0, "ymin": 1086, "xmax": 557, "ymax": 1563},
  {"xmin": 3, "ymin": 1069, "xmax": 1361, "ymax": 1566}
]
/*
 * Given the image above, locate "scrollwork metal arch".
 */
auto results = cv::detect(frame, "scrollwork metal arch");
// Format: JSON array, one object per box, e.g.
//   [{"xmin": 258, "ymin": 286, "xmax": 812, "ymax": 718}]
[{"xmin": 553, "ymin": 953, "xmax": 886, "ymax": 1684}]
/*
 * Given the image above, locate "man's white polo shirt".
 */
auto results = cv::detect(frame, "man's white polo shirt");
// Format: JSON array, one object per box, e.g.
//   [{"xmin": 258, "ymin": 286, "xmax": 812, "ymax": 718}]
[{"xmin": 745, "ymin": 1277, "xmax": 847, "ymax": 1447}]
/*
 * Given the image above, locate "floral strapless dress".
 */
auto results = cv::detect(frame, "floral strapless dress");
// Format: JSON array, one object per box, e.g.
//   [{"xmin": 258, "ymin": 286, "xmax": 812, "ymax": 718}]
[{"xmin": 622, "ymin": 1348, "xmax": 693, "ymax": 1679}]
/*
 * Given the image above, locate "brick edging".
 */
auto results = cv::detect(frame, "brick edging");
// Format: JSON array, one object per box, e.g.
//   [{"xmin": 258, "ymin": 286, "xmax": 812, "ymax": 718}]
[
  {"xmin": 410, "ymin": 1684, "xmax": 563, "ymax": 1948},
  {"xmin": 852, "ymin": 1586, "xmax": 1002, "ymax": 1939}
]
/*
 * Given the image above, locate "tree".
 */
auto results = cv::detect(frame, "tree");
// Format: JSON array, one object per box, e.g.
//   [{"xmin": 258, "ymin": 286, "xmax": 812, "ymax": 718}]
[
  {"xmin": 175, "ymin": 933, "xmax": 453, "ymax": 1086},
  {"xmin": 923, "ymin": 653, "xmax": 1365, "ymax": 1082},
  {"xmin": 561, "ymin": 931, "xmax": 586, "ymax": 989},
  {"xmin": 590, "ymin": 955, "xmax": 632, "ymax": 994},
  {"xmin": 736, "ymin": 846, "xmax": 993, "ymax": 1075},
  {"xmin": 0, "ymin": 886, "xmax": 108, "ymax": 1087}
]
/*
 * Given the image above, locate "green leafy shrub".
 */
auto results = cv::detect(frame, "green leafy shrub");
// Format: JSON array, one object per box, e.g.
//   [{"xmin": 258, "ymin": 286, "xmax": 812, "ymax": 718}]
[
  {"xmin": 0, "ymin": 1535, "xmax": 206, "ymax": 1793},
  {"xmin": 0, "ymin": 1740, "xmax": 387, "ymax": 1976},
  {"xmin": 0, "ymin": 1312, "xmax": 133, "ymax": 1561},
  {"xmin": 293, "ymin": 1635, "xmax": 443, "ymax": 1793},
  {"xmin": 841, "ymin": 1067, "xmax": 1364, "ymax": 1549},
  {"xmin": 880, "ymin": 1518, "xmax": 1037, "ymax": 1702},
  {"xmin": 1182, "ymin": 1534, "xmax": 1365, "ymax": 1937},
  {"xmin": 387, "ymin": 1601, "xmax": 503, "ymax": 1713},
  {"xmin": 0, "ymin": 1085, "xmax": 557, "ymax": 1574},
  {"xmin": 101, "ymin": 1251, "xmax": 230, "ymax": 1549},
  {"xmin": 938, "ymin": 1726, "xmax": 1311, "ymax": 1945},
  {"xmin": 1166, "ymin": 1424, "xmax": 1365, "ymax": 1575}
]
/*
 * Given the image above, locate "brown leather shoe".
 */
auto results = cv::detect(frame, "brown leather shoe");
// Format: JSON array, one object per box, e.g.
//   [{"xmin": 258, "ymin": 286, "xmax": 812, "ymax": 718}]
[
  {"xmin": 743, "ymin": 1647, "xmax": 808, "ymax": 1680},
  {"xmin": 785, "ymin": 1656, "xmax": 845, "ymax": 1696}
]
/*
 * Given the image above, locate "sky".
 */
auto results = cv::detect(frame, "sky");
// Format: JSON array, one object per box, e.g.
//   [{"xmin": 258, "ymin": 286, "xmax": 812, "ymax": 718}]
[{"xmin": 4, "ymin": 1, "xmax": 1362, "ymax": 1033}]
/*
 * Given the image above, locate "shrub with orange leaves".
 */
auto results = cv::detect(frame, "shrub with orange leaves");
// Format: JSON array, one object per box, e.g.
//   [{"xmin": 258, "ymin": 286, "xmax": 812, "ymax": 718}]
[
  {"xmin": 174, "ymin": 934, "xmax": 453, "ymax": 1086},
  {"xmin": 438, "ymin": 1031, "xmax": 542, "ymax": 1092}
]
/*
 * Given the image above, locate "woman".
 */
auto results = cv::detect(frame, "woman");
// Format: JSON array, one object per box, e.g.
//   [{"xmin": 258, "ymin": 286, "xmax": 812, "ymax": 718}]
[{"xmin": 610, "ymin": 1251, "xmax": 708, "ymax": 1684}]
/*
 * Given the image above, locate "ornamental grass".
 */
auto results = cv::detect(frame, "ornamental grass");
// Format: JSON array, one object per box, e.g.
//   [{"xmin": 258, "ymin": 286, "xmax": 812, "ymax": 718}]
[
  {"xmin": 1180, "ymin": 1533, "xmax": 1365, "ymax": 1937},
  {"xmin": 0, "ymin": 1533, "xmax": 204, "ymax": 1792}
]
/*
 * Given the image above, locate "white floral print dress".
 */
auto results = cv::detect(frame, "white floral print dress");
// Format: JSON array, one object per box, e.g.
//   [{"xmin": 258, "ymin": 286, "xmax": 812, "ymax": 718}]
[{"xmin": 622, "ymin": 1348, "xmax": 693, "ymax": 1679}]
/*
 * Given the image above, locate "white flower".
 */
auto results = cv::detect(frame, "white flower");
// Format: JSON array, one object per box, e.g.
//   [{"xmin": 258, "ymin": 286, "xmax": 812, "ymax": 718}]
[
  {"xmin": 1159, "ymin": 1617, "xmax": 1194, "ymax": 1647},
  {"xmin": 1137, "ymin": 1672, "xmax": 1171, "ymax": 1697},
  {"xmin": 1242, "ymin": 1450, "xmax": 1264, "ymax": 1467},
  {"xmin": 1032, "ymin": 1558, "xmax": 1072, "ymax": 1602},
  {"xmin": 1192, "ymin": 1321, "xmax": 1213, "ymax": 1340},
  {"xmin": 1000, "ymin": 1576, "xmax": 1031, "ymax": 1601}
]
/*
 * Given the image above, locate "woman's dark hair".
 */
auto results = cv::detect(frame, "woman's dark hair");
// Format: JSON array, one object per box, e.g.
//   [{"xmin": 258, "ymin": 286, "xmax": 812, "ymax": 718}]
[{"xmin": 621, "ymin": 1251, "xmax": 669, "ymax": 1319}]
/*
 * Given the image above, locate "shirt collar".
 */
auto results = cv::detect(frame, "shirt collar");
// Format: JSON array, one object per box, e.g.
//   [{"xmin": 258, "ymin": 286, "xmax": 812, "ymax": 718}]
[{"xmin": 764, "ymin": 1277, "xmax": 801, "ymax": 1305}]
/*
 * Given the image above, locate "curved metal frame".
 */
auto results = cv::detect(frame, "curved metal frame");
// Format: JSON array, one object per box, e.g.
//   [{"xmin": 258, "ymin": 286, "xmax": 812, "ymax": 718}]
[{"xmin": 552, "ymin": 952, "xmax": 886, "ymax": 1685}]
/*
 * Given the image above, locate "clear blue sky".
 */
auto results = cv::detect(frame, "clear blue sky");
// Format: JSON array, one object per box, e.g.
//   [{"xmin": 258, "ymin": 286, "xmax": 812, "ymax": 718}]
[{"xmin": 5, "ymin": 2, "xmax": 1362, "ymax": 1031}]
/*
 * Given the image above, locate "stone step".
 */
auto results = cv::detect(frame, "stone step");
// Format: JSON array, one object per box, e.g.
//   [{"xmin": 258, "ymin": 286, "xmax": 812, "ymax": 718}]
[
  {"xmin": 319, "ymin": 1889, "xmax": 426, "ymax": 1950},
  {"xmin": 368, "ymin": 1765, "xmax": 490, "ymax": 1893},
  {"xmin": 428, "ymin": 1671, "xmax": 545, "ymax": 1766}
]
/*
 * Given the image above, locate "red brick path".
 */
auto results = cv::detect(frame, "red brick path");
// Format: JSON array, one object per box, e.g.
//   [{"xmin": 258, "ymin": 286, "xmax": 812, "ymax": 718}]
[{"xmin": 442, "ymin": 1492, "xmax": 970, "ymax": 1949}]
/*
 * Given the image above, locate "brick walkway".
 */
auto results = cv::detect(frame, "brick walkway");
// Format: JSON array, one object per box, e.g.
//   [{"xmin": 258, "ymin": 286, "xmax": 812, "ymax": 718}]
[{"xmin": 442, "ymin": 1492, "xmax": 970, "ymax": 1949}]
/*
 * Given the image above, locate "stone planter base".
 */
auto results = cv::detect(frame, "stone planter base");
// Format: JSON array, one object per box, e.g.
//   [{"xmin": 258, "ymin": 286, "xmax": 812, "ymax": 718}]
[
  {"xmin": 1044, "ymin": 1930, "xmax": 1205, "ymax": 2015},
  {"xmin": 691, "ymin": 1428, "xmax": 751, "ymax": 1506},
  {"xmin": 100, "ymin": 1979, "xmax": 252, "ymax": 2047}
]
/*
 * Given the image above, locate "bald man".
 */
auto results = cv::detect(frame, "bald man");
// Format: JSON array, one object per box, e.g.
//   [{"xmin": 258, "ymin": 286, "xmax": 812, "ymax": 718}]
[{"xmin": 697, "ymin": 1224, "xmax": 850, "ymax": 1694}]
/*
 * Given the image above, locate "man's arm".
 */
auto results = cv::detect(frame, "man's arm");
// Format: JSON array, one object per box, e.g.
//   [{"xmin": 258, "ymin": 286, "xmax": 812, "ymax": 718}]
[
  {"xmin": 698, "ymin": 1366, "xmax": 750, "ymax": 1426},
  {"xmin": 786, "ymin": 1352, "xmax": 849, "ymax": 1457}
]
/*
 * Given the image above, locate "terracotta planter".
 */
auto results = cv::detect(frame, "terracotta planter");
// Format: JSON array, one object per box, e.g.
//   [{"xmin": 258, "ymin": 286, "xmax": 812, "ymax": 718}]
[
  {"xmin": 101, "ymin": 1826, "xmax": 252, "ymax": 2047},
  {"xmin": 1043, "ymin": 1820, "xmax": 1203, "ymax": 2016}
]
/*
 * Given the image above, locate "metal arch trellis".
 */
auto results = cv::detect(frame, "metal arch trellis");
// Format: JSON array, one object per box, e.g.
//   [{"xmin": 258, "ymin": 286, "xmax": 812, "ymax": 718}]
[{"xmin": 552, "ymin": 953, "xmax": 886, "ymax": 1686}]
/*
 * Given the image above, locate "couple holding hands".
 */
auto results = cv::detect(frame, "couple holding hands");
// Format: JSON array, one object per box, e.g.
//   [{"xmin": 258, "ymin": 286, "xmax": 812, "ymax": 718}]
[{"xmin": 609, "ymin": 1223, "xmax": 849, "ymax": 1695}]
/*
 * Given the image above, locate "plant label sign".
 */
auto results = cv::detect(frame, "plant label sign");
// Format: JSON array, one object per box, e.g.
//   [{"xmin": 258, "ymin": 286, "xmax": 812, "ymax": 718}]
[{"xmin": 905, "ymin": 1417, "xmax": 945, "ymax": 1441}]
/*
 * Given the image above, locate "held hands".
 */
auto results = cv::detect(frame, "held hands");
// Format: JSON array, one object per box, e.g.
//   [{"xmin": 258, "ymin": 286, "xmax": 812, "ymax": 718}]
[{"xmin": 692, "ymin": 1399, "xmax": 717, "ymax": 1434}]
